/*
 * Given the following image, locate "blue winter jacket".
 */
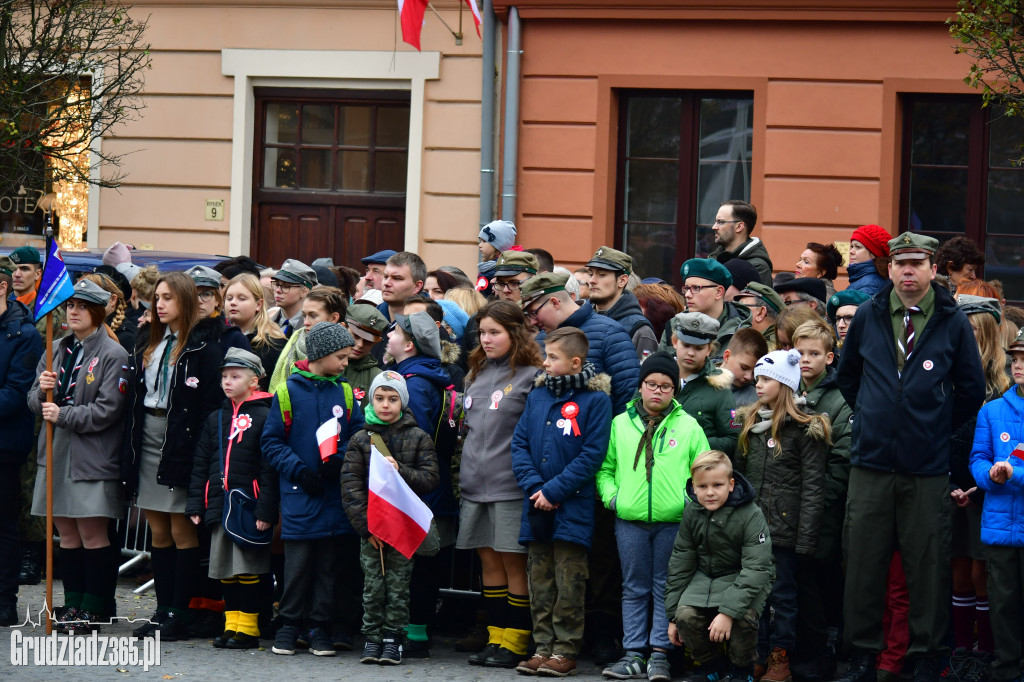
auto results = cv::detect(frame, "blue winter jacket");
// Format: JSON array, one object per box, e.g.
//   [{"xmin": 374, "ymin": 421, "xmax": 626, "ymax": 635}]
[
  {"xmin": 261, "ymin": 363, "xmax": 365, "ymax": 540},
  {"xmin": 537, "ymin": 301, "xmax": 640, "ymax": 416},
  {"xmin": 393, "ymin": 353, "xmax": 459, "ymax": 517},
  {"xmin": 0, "ymin": 300, "xmax": 43, "ymax": 464},
  {"xmin": 845, "ymin": 261, "xmax": 888, "ymax": 297},
  {"xmin": 510, "ymin": 372, "xmax": 612, "ymax": 548},
  {"xmin": 970, "ymin": 386, "xmax": 1024, "ymax": 547}
]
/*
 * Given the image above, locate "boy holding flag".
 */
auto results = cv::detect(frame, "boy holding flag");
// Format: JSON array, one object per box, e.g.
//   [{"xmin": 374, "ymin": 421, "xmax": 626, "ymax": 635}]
[
  {"xmin": 342, "ymin": 371, "xmax": 439, "ymax": 666},
  {"xmin": 262, "ymin": 321, "xmax": 364, "ymax": 657}
]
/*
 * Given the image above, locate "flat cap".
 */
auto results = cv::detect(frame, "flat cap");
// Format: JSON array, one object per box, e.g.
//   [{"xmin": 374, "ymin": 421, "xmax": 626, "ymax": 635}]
[
  {"xmin": 957, "ymin": 294, "xmax": 1001, "ymax": 324},
  {"xmin": 360, "ymin": 249, "xmax": 397, "ymax": 266},
  {"xmin": 586, "ymin": 246, "xmax": 632, "ymax": 275},
  {"xmin": 671, "ymin": 311, "xmax": 720, "ymax": 345},
  {"xmin": 889, "ymin": 231, "xmax": 939, "ymax": 261},
  {"xmin": 520, "ymin": 271, "xmax": 569, "ymax": 307},
  {"xmin": 187, "ymin": 265, "xmax": 222, "ymax": 290},
  {"xmin": 739, "ymin": 282, "xmax": 785, "ymax": 315},
  {"xmin": 495, "ymin": 250, "xmax": 539, "ymax": 277},
  {"xmin": 70, "ymin": 278, "xmax": 112, "ymax": 306},
  {"xmin": 272, "ymin": 258, "xmax": 317, "ymax": 289},
  {"xmin": 395, "ymin": 311, "xmax": 442, "ymax": 360},
  {"xmin": 220, "ymin": 347, "xmax": 265, "ymax": 376},
  {"xmin": 346, "ymin": 303, "xmax": 389, "ymax": 342},
  {"xmin": 774, "ymin": 277, "xmax": 827, "ymax": 303},
  {"xmin": 681, "ymin": 258, "xmax": 732, "ymax": 288}
]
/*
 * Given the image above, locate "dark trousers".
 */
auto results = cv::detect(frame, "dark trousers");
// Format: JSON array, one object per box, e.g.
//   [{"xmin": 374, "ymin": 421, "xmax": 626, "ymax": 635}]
[
  {"xmin": 0, "ymin": 462, "xmax": 22, "ymax": 607},
  {"xmin": 330, "ymin": 534, "xmax": 363, "ymax": 635},
  {"xmin": 279, "ymin": 537, "xmax": 341, "ymax": 627},
  {"xmin": 844, "ymin": 468, "xmax": 951, "ymax": 658},
  {"xmin": 795, "ymin": 550, "xmax": 843, "ymax": 653},
  {"xmin": 759, "ymin": 546, "xmax": 798, "ymax": 654},
  {"xmin": 585, "ymin": 502, "xmax": 622, "ymax": 641},
  {"xmin": 986, "ymin": 545, "xmax": 1024, "ymax": 681}
]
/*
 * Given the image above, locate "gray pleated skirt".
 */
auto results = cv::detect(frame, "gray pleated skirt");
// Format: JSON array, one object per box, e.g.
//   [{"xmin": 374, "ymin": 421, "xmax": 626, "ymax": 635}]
[
  {"xmin": 135, "ymin": 414, "xmax": 187, "ymax": 513},
  {"xmin": 208, "ymin": 525, "xmax": 271, "ymax": 580},
  {"xmin": 31, "ymin": 426, "xmax": 122, "ymax": 519}
]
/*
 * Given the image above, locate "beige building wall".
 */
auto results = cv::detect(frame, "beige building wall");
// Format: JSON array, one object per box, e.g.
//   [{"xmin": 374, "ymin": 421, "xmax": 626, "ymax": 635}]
[{"xmin": 99, "ymin": 0, "xmax": 483, "ymax": 275}]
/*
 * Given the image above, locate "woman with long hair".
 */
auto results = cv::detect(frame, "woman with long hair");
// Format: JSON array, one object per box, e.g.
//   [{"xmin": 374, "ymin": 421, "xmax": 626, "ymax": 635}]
[
  {"xmin": 224, "ymin": 273, "xmax": 286, "ymax": 391},
  {"xmin": 458, "ymin": 300, "xmax": 544, "ymax": 668},
  {"xmin": 187, "ymin": 265, "xmax": 251, "ymax": 356},
  {"xmin": 29, "ymin": 280, "xmax": 130, "ymax": 630},
  {"xmin": 124, "ymin": 271, "xmax": 226, "ymax": 640}
]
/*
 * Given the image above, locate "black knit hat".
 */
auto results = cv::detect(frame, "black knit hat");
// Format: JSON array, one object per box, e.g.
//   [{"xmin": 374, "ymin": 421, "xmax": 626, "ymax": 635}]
[{"xmin": 640, "ymin": 351, "xmax": 680, "ymax": 395}]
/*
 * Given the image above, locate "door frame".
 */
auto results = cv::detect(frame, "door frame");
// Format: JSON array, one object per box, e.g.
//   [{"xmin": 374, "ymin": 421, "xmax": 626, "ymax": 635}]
[{"xmin": 221, "ymin": 49, "xmax": 440, "ymax": 258}]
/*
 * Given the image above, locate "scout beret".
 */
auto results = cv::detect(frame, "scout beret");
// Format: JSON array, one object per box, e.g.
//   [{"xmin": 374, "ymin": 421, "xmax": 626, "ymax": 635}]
[
  {"xmin": 681, "ymin": 258, "xmax": 732, "ymax": 288},
  {"xmin": 9, "ymin": 246, "xmax": 40, "ymax": 265},
  {"xmin": 826, "ymin": 289, "xmax": 871, "ymax": 323}
]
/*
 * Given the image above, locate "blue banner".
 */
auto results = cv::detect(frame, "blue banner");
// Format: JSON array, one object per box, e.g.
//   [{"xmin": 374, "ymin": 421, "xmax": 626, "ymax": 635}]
[{"xmin": 34, "ymin": 240, "xmax": 75, "ymax": 321}]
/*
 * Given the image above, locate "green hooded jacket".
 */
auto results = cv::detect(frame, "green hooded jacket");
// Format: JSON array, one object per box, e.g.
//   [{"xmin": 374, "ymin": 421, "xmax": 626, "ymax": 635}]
[{"xmin": 676, "ymin": 362, "xmax": 740, "ymax": 458}]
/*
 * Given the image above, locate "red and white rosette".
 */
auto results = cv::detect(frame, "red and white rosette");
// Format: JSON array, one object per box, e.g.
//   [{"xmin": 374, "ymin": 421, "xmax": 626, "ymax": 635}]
[
  {"xmin": 230, "ymin": 413, "xmax": 253, "ymax": 441},
  {"xmin": 561, "ymin": 402, "xmax": 581, "ymax": 436}
]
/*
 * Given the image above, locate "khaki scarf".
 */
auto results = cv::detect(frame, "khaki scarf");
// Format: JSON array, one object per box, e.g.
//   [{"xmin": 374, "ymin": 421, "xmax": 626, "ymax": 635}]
[{"xmin": 632, "ymin": 402, "xmax": 667, "ymax": 482}]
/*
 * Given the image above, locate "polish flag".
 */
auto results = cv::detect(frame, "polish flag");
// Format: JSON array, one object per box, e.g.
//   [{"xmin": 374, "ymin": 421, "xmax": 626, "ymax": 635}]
[
  {"xmin": 316, "ymin": 417, "xmax": 340, "ymax": 462},
  {"xmin": 398, "ymin": 0, "xmax": 430, "ymax": 50},
  {"xmin": 464, "ymin": 0, "xmax": 482, "ymax": 38},
  {"xmin": 368, "ymin": 444, "xmax": 433, "ymax": 559}
]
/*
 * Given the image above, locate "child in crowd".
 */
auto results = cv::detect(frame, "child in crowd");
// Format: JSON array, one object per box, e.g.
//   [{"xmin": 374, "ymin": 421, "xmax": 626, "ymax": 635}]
[
  {"xmin": 720, "ymin": 328, "xmax": 769, "ymax": 409},
  {"xmin": 970, "ymin": 328, "xmax": 1024, "ymax": 682},
  {"xmin": 268, "ymin": 286, "xmax": 347, "ymax": 394},
  {"xmin": 262, "ymin": 321, "xmax": 364, "ymax": 657},
  {"xmin": 597, "ymin": 352, "xmax": 711, "ymax": 682},
  {"xmin": 665, "ymin": 450, "xmax": 775, "ymax": 682},
  {"xmin": 790, "ymin": 319, "xmax": 852, "ymax": 679},
  {"xmin": 341, "ymin": 371, "xmax": 439, "ymax": 666},
  {"xmin": 825, "ymin": 290, "xmax": 869, "ymax": 355},
  {"xmin": 342, "ymin": 302, "xmax": 388, "ymax": 406},
  {"xmin": 224, "ymin": 273, "xmax": 287, "ymax": 392},
  {"xmin": 670, "ymin": 312, "xmax": 740, "ymax": 458},
  {"xmin": 509, "ymin": 328, "xmax": 612, "ymax": 677},
  {"xmin": 735, "ymin": 349, "xmax": 829, "ymax": 682},
  {"xmin": 187, "ymin": 348, "xmax": 278, "ymax": 649}
]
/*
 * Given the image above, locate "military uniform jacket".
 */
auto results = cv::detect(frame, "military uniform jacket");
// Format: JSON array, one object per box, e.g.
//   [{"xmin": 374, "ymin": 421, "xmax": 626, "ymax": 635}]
[{"xmin": 676, "ymin": 362, "xmax": 739, "ymax": 458}]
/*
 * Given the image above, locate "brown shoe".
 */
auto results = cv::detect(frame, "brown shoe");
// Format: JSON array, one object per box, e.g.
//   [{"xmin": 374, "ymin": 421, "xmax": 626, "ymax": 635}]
[
  {"xmin": 760, "ymin": 648, "xmax": 792, "ymax": 682},
  {"xmin": 517, "ymin": 653, "xmax": 551, "ymax": 675},
  {"xmin": 538, "ymin": 655, "xmax": 577, "ymax": 677}
]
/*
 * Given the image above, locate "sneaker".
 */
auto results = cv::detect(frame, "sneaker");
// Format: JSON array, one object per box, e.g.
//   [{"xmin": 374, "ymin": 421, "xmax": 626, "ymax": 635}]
[
  {"xmin": 224, "ymin": 633, "xmax": 260, "ymax": 650},
  {"xmin": 272, "ymin": 624, "xmax": 300, "ymax": 655},
  {"xmin": 132, "ymin": 610, "xmax": 167, "ymax": 638},
  {"xmin": 361, "ymin": 640, "xmax": 382, "ymax": 664},
  {"xmin": 539, "ymin": 654, "xmax": 578, "ymax": 677},
  {"xmin": 835, "ymin": 651, "xmax": 876, "ymax": 682},
  {"xmin": 469, "ymin": 643, "xmax": 501, "ymax": 665},
  {"xmin": 379, "ymin": 632, "xmax": 403, "ymax": 665},
  {"xmin": 309, "ymin": 627, "xmax": 335, "ymax": 656},
  {"xmin": 485, "ymin": 647, "xmax": 524, "ymax": 668},
  {"xmin": 155, "ymin": 611, "xmax": 190, "ymax": 641},
  {"xmin": 761, "ymin": 648, "xmax": 791, "ymax": 682},
  {"xmin": 604, "ymin": 652, "xmax": 648, "ymax": 679},
  {"xmin": 647, "ymin": 653, "xmax": 671, "ymax": 682},
  {"xmin": 517, "ymin": 653, "xmax": 551, "ymax": 674}
]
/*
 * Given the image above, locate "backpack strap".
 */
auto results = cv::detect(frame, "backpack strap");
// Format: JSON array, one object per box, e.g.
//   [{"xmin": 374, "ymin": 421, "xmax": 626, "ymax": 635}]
[{"xmin": 342, "ymin": 382, "xmax": 353, "ymax": 421}]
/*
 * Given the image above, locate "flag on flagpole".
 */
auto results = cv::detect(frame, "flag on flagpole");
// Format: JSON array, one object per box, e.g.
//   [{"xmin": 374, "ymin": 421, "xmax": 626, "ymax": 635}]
[
  {"xmin": 398, "ymin": 0, "xmax": 430, "ymax": 50},
  {"xmin": 316, "ymin": 417, "xmax": 340, "ymax": 462},
  {"xmin": 368, "ymin": 443, "xmax": 433, "ymax": 559},
  {"xmin": 34, "ymin": 240, "xmax": 75, "ymax": 321},
  {"xmin": 464, "ymin": 0, "xmax": 482, "ymax": 38}
]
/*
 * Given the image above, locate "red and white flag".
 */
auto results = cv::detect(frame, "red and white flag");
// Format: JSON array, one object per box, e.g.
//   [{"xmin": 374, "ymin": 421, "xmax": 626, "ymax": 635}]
[
  {"xmin": 398, "ymin": 0, "xmax": 430, "ymax": 50},
  {"xmin": 464, "ymin": 0, "xmax": 482, "ymax": 38},
  {"xmin": 316, "ymin": 417, "xmax": 340, "ymax": 462},
  {"xmin": 368, "ymin": 443, "xmax": 433, "ymax": 559}
]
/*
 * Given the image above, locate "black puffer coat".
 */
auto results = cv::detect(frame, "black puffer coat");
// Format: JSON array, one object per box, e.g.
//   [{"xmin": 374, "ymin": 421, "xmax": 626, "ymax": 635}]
[
  {"xmin": 186, "ymin": 393, "xmax": 279, "ymax": 526},
  {"xmin": 341, "ymin": 411, "xmax": 439, "ymax": 538}
]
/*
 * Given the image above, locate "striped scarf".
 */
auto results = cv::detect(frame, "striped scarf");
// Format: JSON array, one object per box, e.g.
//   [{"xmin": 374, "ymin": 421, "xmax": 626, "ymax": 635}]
[{"xmin": 56, "ymin": 340, "xmax": 83, "ymax": 406}]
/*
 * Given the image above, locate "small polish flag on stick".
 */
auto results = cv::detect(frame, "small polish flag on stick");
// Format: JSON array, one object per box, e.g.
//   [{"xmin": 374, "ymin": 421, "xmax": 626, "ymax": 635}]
[
  {"xmin": 316, "ymin": 417, "xmax": 340, "ymax": 462},
  {"xmin": 368, "ymin": 444, "xmax": 433, "ymax": 559}
]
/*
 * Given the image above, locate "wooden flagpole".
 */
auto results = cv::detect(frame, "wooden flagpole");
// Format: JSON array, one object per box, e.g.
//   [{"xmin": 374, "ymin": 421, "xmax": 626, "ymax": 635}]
[{"xmin": 43, "ymin": 214, "xmax": 54, "ymax": 635}]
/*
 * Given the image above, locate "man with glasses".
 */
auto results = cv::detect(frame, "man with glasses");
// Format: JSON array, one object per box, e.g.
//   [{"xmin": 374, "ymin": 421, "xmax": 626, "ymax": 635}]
[
  {"xmin": 708, "ymin": 200, "xmax": 774, "ymax": 287},
  {"xmin": 586, "ymin": 246, "xmax": 657, "ymax": 360},
  {"xmin": 734, "ymin": 282, "xmax": 785, "ymax": 351},
  {"xmin": 492, "ymin": 251, "xmax": 538, "ymax": 304},
  {"xmin": 269, "ymin": 259, "xmax": 318, "ymax": 338},
  {"xmin": 658, "ymin": 259, "xmax": 751, "ymax": 361}
]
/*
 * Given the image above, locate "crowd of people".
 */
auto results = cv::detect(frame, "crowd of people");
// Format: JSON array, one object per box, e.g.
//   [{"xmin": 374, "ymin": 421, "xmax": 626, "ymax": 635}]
[{"xmin": 0, "ymin": 198, "xmax": 1021, "ymax": 682}]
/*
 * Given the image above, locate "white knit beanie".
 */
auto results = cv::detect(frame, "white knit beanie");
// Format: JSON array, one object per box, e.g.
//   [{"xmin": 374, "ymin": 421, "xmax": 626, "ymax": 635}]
[{"xmin": 754, "ymin": 349, "xmax": 802, "ymax": 393}]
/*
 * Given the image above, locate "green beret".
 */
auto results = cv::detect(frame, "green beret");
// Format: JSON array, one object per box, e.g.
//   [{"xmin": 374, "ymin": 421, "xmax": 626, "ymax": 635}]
[
  {"xmin": 826, "ymin": 289, "xmax": 871, "ymax": 323},
  {"xmin": 9, "ymin": 246, "xmax": 41, "ymax": 265},
  {"xmin": 680, "ymin": 258, "xmax": 732, "ymax": 288}
]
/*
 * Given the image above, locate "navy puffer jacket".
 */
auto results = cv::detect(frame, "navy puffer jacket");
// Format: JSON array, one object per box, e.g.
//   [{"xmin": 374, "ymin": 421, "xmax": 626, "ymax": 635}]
[{"xmin": 0, "ymin": 300, "xmax": 43, "ymax": 463}]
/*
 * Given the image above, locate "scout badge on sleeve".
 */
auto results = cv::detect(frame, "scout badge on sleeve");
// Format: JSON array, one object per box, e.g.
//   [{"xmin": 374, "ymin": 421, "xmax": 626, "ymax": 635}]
[
  {"xmin": 86, "ymin": 357, "xmax": 99, "ymax": 384},
  {"xmin": 560, "ymin": 402, "xmax": 581, "ymax": 436}
]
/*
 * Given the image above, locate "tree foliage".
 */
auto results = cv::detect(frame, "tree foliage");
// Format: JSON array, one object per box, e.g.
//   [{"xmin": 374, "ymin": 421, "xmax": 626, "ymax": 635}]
[{"xmin": 0, "ymin": 0, "xmax": 150, "ymax": 194}]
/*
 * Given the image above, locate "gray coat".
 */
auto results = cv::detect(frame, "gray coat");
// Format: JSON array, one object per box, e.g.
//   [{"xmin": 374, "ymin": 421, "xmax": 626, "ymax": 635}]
[
  {"xmin": 29, "ymin": 327, "xmax": 130, "ymax": 481},
  {"xmin": 459, "ymin": 358, "xmax": 539, "ymax": 503}
]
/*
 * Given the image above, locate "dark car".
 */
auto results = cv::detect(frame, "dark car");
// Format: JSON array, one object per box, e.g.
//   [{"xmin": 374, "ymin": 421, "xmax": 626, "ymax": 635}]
[{"xmin": 0, "ymin": 246, "xmax": 233, "ymax": 275}]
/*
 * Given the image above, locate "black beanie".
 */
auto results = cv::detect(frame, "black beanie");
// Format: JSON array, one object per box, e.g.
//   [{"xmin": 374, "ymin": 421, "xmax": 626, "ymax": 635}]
[{"xmin": 640, "ymin": 351, "xmax": 680, "ymax": 395}]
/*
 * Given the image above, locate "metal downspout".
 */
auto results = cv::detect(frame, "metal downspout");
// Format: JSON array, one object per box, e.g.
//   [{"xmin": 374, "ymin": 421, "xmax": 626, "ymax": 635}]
[
  {"xmin": 500, "ymin": 6, "xmax": 521, "ymax": 222},
  {"xmin": 479, "ymin": 0, "xmax": 497, "ymax": 229}
]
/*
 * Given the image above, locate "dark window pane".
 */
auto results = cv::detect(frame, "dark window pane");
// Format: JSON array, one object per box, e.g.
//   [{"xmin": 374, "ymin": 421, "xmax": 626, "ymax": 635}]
[
  {"xmin": 375, "ymin": 151, "xmax": 408, "ymax": 192},
  {"xmin": 624, "ymin": 223, "xmax": 677, "ymax": 282},
  {"xmin": 299, "ymin": 149, "xmax": 331, "ymax": 189},
  {"xmin": 377, "ymin": 107, "xmax": 410, "ymax": 148},
  {"xmin": 988, "ymin": 107, "xmax": 1024, "ymax": 169},
  {"xmin": 625, "ymin": 159, "xmax": 678, "ymax": 222},
  {"xmin": 699, "ymin": 99, "xmax": 753, "ymax": 160},
  {"xmin": 988, "ymin": 169, "xmax": 1024, "ymax": 234},
  {"xmin": 338, "ymin": 150, "xmax": 369, "ymax": 191},
  {"xmin": 695, "ymin": 224, "xmax": 716, "ymax": 259},
  {"xmin": 910, "ymin": 100, "xmax": 970, "ymax": 166},
  {"xmin": 265, "ymin": 103, "xmax": 299, "ymax": 144},
  {"xmin": 984, "ymin": 235, "xmax": 1024, "ymax": 300},
  {"xmin": 264, "ymin": 147, "xmax": 297, "ymax": 189},
  {"xmin": 627, "ymin": 97, "xmax": 681, "ymax": 158},
  {"xmin": 301, "ymin": 104, "xmax": 334, "ymax": 145},
  {"xmin": 907, "ymin": 167, "xmax": 968, "ymax": 233},
  {"xmin": 339, "ymin": 106, "xmax": 371, "ymax": 147}
]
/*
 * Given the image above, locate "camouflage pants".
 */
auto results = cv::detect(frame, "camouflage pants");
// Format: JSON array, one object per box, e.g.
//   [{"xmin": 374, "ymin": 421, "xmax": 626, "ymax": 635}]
[
  {"xmin": 675, "ymin": 605, "xmax": 759, "ymax": 666},
  {"xmin": 527, "ymin": 540, "xmax": 588, "ymax": 657},
  {"xmin": 18, "ymin": 416, "xmax": 46, "ymax": 542},
  {"xmin": 359, "ymin": 538, "xmax": 413, "ymax": 641}
]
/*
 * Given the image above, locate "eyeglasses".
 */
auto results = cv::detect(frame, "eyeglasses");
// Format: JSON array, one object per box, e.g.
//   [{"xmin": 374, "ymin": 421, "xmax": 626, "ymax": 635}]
[
  {"xmin": 713, "ymin": 219, "xmax": 741, "ymax": 226},
  {"xmin": 495, "ymin": 279, "xmax": 525, "ymax": 291},
  {"xmin": 835, "ymin": 315, "xmax": 856, "ymax": 325},
  {"xmin": 642, "ymin": 380, "xmax": 675, "ymax": 394},
  {"xmin": 272, "ymin": 281, "xmax": 298, "ymax": 292},
  {"xmin": 197, "ymin": 291, "xmax": 217, "ymax": 302},
  {"xmin": 681, "ymin": 284, "xmax": 718, "ymax": 295},
  {"xmin": 524, "ymin": 298, "xmax": 550, "ymax": 321}
]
